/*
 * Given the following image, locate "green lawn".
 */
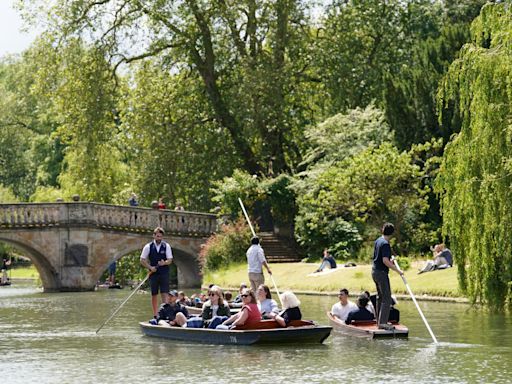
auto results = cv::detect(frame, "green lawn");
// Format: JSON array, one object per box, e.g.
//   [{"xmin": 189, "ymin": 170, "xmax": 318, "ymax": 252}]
[
  {"xmin": 204, "ymin": 261, "xmax": 462, "ymax": 298},
  {"xmin": 8, "ymin": 265, "xmax": 40, "ymax": 279}
]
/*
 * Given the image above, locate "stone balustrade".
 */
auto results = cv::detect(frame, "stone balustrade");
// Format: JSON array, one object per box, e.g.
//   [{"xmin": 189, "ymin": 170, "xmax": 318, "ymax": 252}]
[{"xmin": 0, "ymin": 203, "xmax": 217, "ymax": 237}]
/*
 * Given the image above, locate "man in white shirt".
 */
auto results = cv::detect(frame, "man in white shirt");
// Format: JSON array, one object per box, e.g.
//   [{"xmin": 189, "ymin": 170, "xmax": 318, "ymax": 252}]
[
  {"xmin": 140, "ymin": 227, "xmax": 174, "ymax": 317},
  {"xmin": 331, "ymin": 288, "xmax": 358, "ymax": 323},
  {"xmin": 246, "ymin": 237, "xmax": 272, "ymax": 292}
]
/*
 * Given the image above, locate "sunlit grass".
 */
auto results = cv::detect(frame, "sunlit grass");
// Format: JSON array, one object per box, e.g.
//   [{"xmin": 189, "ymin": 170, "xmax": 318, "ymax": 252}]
[
  {"xmin": 9, "ymin": 265, "xmax": 40, "ymax": 279},
  {"xmin": 204, "ymin": 261, "xmax": 461, "ymax": 298}
]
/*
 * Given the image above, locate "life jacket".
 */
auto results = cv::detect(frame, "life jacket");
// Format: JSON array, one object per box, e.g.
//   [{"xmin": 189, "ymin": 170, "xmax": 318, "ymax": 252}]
[{"xmin": 149, "ymin": 241, "xmax": 169, "ymax": 272}]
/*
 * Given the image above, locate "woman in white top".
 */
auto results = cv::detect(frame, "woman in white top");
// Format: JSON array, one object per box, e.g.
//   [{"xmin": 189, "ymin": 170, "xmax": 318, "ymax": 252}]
[{"xmin": 256, "ymin": 284, "xmax": 280, "ymax": 319}]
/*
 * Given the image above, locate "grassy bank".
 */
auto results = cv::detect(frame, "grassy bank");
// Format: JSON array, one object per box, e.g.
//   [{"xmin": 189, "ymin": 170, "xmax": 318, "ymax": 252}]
[
  {"xmin": 204, "ymin": 261, "xmax": 462, "ymax": 299},
  {"xmin": 8, "ymin": 265, "xmax": 40, "ymax": 279}
]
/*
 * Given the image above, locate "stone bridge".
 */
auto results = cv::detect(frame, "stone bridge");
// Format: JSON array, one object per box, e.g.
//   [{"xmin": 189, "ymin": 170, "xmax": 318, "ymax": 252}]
[{"xmin": 0, "ymin": 203, "xmax": 217, "ymax": 291}]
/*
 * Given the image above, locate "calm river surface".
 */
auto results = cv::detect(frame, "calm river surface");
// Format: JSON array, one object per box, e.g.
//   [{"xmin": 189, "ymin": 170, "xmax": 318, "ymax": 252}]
[{"xmin": 1, "ymin": 282, "xmax": 511, "ymax": 384}]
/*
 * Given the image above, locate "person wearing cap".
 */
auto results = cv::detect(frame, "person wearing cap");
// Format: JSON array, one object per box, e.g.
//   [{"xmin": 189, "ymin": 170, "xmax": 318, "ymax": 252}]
[
  {"xmin": 345, "ymin": 293, "xmax": 376, "ymax": 324},
  {"xmin": 246, "ymin": 237, "xmax": 272, "ymax": 293},
  {"xmin": 152, "ymin": 290, "xmax": 189, "ymax": 326},
  {"xmin": 331, "ymin": 288, "xmax": 357, "ymax": 323},
  {"xmin": 140, "ymin": 227, "xmax": 174, "ymax": 317},
  {"xmin": 372, "ymin": 222, "xmax": 403, "ymax": 330}
]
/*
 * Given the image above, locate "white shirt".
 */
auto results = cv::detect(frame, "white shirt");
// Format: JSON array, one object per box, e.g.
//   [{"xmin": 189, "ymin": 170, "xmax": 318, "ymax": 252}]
[
  {"xmin": 247, "ymin": 244, "xmax": 266, "ymax": 273},
  {"xmin": 140, "ymin": 240, "xmax": 173, "ymax": 260},
  {"xmin": 331, "ymin": 300, "xmax": 358, "ymax": 322}
]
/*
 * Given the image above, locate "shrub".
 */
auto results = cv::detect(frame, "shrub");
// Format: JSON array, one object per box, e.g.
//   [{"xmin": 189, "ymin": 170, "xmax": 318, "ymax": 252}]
[{"xmin": 200, "ymin": 219, "xmax": 252, "ymax": 271}]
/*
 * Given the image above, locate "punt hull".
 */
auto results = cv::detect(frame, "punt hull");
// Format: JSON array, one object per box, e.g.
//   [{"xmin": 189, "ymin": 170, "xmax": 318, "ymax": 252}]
[
  {"xmin": 140, "ymin": 321, "xmax": 332, "ymax": 345},
  {"xmin": 327, "ymin": 312, "xmax": 408, "ymax": 339}
]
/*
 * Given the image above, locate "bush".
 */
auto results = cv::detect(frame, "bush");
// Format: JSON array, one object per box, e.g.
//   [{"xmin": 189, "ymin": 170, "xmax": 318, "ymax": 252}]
[
  {"xmin": 295, "ymin": 212, "xmax": 362, "ymax": 260},
  {"xmin": 394, "ymin": 256, "xmax": 410, "ymax": 271},
  {"xmin": 200, "ymin": 219, "xmax": 252, "ymax": 271}
]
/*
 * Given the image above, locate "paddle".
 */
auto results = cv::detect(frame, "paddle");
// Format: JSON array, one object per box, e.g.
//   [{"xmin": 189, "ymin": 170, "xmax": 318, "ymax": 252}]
[
  {"xmin": 95, "ymin": 272, "xmax": 151, "ymax": 334},
  {"xmin": 238, "ymin": 198, "xmax": 283, "ymax": 306},
  {"xmin": 392, "ymin": 256, "xmax": 438, "ymax": 344}
]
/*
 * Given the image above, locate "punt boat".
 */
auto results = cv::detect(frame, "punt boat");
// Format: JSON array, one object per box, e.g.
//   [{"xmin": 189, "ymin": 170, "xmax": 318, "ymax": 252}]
[
  {"xmin": 327, "ymin": 312, "xmax": 408, "ymax": 339},
  {"xmin": 140, "ymin": 319, "xmax": 332, "ymax": 345}
]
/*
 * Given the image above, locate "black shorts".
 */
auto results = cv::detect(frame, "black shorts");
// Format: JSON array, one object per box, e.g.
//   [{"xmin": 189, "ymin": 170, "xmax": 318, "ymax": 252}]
[{"xmin": 149, "ymin": 272, "xmax": 170, "ymax": 296}]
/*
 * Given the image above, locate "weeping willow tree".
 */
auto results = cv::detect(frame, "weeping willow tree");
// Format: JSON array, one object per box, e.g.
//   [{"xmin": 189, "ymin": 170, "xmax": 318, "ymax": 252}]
[{"xmin": 436, "ymin": 3, "xmax": 512, "ymax": 310}]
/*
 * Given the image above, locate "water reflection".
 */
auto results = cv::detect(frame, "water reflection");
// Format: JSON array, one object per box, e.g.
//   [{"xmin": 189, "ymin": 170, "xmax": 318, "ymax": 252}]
[{"xmin": 0, "ymin": 284, "xmax": 511, "ymax": 384}]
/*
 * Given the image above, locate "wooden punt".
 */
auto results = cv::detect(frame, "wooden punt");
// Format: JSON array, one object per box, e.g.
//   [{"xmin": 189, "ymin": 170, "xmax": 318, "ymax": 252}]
[
  {"xmin": 140, "ymin": 319, "xmax": 332, "ymax": 345},
  {"xmin": 327, "ymin": 312, "xmax": 408, "ymax": 339}
]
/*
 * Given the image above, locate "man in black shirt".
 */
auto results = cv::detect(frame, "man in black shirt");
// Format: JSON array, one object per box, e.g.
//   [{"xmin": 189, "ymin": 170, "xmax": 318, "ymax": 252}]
[{"xmin": 372, "ymin": 223, "xmax": 403, "ymax": 330}]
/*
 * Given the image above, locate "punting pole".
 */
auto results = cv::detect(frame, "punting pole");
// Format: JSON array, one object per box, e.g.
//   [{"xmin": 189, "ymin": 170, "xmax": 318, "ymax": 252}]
[
  {"xmin": 238, "ymin": 198, "xmax": 282, "ymax": 305},
  {"xmin": 392, "ymin": 257, "xmax": 438, "ymax": 344},
  {"xmin": 95, "ymin": 272, "xmax": 151, "ymax": 334}
]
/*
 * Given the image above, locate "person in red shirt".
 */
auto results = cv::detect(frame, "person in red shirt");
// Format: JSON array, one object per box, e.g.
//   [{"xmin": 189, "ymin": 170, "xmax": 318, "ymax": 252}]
[
  {"xmin": 157, "ymin": 197, "xmax": 166, "ymax": 210},
  {"xmin": 218, "ymin": 288, "xmax": 261, "ymax": 329}
]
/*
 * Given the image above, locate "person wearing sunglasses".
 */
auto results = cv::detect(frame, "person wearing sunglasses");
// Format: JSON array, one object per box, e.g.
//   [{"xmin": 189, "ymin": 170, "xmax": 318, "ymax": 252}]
[
  {"xmin": 217, "ymin": 288, "xmax": 261, "ymax": 329},
  {"xmin": 201, "ymin": 285, "xmax": 231, "ymax": 328}
]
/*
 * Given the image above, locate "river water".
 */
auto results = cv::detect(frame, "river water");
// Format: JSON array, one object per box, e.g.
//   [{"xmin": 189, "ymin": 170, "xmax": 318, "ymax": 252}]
[{"xmin": 0, "ymin": 283, "xmax": 511, "ymax": 384}]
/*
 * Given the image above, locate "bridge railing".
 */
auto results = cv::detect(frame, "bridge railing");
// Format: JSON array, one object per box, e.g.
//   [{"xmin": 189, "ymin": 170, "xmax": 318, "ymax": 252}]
[{"xmin": 0, "ymin": 203, "xmax": 217, "ymax": 237}]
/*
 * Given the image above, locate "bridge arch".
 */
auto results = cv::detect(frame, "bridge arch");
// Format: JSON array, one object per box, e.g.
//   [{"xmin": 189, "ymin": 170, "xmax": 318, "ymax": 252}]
[
  {"xmin": 0, "ymin": 203, "xmax": 216, "ymax": 291},
  {"xmin": 0, "ymin": 235, "xmax": 60, "ymax": 291}
]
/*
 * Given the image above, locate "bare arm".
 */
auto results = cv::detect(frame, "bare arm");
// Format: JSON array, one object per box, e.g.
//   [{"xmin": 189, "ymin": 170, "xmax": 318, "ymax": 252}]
[
  {"xmin": 383, "ymin": 257, "xmax": 403, "ymax": 275},
  {"xmin": 262, "ymin": 260, "xmax": 272, "ymax": 275}
]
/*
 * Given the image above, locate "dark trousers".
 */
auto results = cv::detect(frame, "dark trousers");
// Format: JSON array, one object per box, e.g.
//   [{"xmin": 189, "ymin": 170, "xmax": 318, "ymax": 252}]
[{"xmin": 372, "ymin": 269, "xmax": 392, "ymax": 325}]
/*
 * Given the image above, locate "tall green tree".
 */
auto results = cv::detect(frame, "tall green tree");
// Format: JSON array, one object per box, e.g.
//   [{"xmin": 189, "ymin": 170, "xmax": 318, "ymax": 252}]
[
  {"xmin": 28, "ymin": 38, "xmax": 130, "ymax": 202},
  {"xmin": 315, "ymin": 0, "xmax": 442, "ymax": 115},
  {"xmin": 385, "ymin": 0, "xmax": 487, "ymax": 149},
  {"xmin": 436, "ymin": 3, "xmax": 512, "ymax": 309},
  {"xmin": 121, "ymin": 62, "xmax": 239, "ymax": 210},
  {"xmin": 0, "ymin": 49, "xmax": 65, "ymax": 199},
  {"xmin": 21, "ymin": 0, "xmax": 317, "ymax": 176}
]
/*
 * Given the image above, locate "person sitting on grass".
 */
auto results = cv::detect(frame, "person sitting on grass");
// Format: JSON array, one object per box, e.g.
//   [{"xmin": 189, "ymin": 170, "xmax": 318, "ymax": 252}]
[
  {"xmin": 217, "ymin": 288, "xmax": 261, "ymax": 329},
  {"xmin": 314, "ymin": 248, "xmax": 337, "ymax": 273},
  {"xmin": 418, "ymin": 243, "xmax": 453, "ymax": 274},
  {"xmin": 345, "ymin": 293, "xmax": 375, "ymax": 324},
  {"xmin": 275, "ymin": 291, "xmax": 302, "ymax": 327}
]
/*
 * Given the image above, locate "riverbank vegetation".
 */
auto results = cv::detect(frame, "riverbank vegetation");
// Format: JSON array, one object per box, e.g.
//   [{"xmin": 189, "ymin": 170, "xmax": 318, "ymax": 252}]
[{"xmin": 0, "ymin": 1, "xmax": 510, "ymax": 309}]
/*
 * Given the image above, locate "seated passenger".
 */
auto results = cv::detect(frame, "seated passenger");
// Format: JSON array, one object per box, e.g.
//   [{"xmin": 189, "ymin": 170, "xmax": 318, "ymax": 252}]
[
  {"xmin": 232, "ymin": 283, "xmax": 248, "ymax": 307},
  {"xmin": 152, "ymin": 290, "xmax": 189, "ymax": 327},
  {"xmin": 224, "ymin": 291, "xmax": 233, "ymax": 302},
  {"xmin": 177, "ymin": 291, "xmax": 192, "ymax": 306},
  {"xmin": 256, "ymin": 284, "xmax": 280, "ymax": 319},
  {"xmin": 217, "ymin": 288, "xmax": 261, "ymax": 329},
  {"xmin": 275, "ymin": 291, "xmax": 302, "ymax": 327},
  {"xmin": 315, "ymin": 248, "xmax": 337, "ymax": 273},
  {"xmin": 369, "ymin": 293, "xmax": 400, "ymax": 323},
  {"xmin": 331, "ymin": 288, "xmax": 358, "ymax": 323},
  {"xmin": 364, "ymin": 290, "xmax": 376, "ymax": 316},
  {"xmin": 345, "ymin": 293, "xmax": 375, "ymax": 324},
  {"xmin": 201, "ymin": 285, "xmax": 231, "ymax": 328}
]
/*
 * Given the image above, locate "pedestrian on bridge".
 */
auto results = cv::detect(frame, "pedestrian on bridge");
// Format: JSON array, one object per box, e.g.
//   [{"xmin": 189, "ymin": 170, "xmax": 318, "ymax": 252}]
[{"xmin": 140, "ymin": 227, "xmax": 174, "ymax": 317}]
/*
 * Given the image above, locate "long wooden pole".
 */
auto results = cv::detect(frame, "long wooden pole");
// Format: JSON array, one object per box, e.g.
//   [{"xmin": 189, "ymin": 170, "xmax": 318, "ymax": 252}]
[
  {"xmin": 238, "ymin": 198, "xmax": 282, "ymax": 305},
  {"xmin": 392, "ymin": 257, "xmax": 438, "ymax": 344},
  {"xmin": 95, "ymin": 272, "xmax": 151, "ymax": 334}
]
